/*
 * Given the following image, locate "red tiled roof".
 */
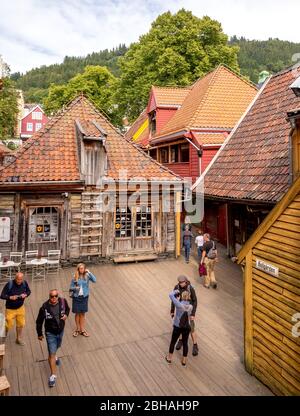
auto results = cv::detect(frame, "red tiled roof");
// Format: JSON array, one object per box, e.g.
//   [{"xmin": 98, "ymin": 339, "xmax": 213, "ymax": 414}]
[
  {"xmin": 0, "ymin": 142, "xmax": 12, "ymax": 155},
  {"xmin": 0, "ymin": 96, "xmax": 181, "ymax": 183},
  {"xmin": 155, "ymin": 65, "xmax": 258, "ymax": 139},
  {"xmin": 201, "ymin": 65, "xmax": 300, "ymax": 202},
  {"xmin": 193, "ymin": 132, "xmax": 228, "ymax": 146},
  {"xmin": 152, "ymin": 86, "xmax": 191, "ymax": 107},
  {"xmin": 125, "ymin": 109, "xmax": 148, "ymax": 141}
]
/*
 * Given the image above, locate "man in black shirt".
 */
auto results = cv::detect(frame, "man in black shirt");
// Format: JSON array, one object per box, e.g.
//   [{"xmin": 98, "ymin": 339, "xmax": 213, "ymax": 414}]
[
  {"xmin": 36, "ymin": 289, "xmax": 70, "ymax": 387},
  {"xmin": 0, "ymin": 272, "xmax": 31, "ymax": 345}
]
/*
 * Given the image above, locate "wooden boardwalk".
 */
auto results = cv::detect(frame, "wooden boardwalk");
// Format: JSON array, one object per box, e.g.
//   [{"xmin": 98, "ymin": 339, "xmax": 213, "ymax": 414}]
[{"xmin": 0, "ymin": 247, "xmax": 272, "ymax": 396}]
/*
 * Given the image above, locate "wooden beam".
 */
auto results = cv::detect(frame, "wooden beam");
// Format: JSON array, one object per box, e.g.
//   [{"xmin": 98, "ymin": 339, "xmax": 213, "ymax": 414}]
[
  {"xmin": 244, "ymin": 250, "xmax": 254, "ymax": 374},
  {"xmin": 0, "ymin": 344, "xmax": 4, "ymax": 375},
  {"xmin": 175, "ymin": 191, "xmax": 181, "ymax": 258}
]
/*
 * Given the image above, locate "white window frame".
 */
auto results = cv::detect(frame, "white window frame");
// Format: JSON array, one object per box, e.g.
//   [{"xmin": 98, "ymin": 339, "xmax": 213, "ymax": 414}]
[
  {"xmin": 27, "ymin": 122, "xmax": 33, "ymax": 131},
  {"xmin": 32, "ymin": 111, "xmax": 42, "ymax": 120},
  {"xmin": 35, "ymin": 123, "xmax": 42, "ymax": 131}
]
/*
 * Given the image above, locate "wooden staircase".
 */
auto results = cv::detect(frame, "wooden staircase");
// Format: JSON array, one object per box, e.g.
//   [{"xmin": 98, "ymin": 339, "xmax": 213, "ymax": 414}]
[{"xmin": 80, "ymin": 192, "xmax": 103, "ymax": 257}]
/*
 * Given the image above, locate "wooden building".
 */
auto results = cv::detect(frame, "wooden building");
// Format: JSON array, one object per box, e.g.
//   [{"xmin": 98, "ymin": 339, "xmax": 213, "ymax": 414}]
[
  {"xmin": 237, "ymin": 107, "xmax": 300, "ymax": 395},
  {"xmin": 0, "ymin": 95, "xmax": 182, "ymax": 262},
  {"xmin": 193, "ymin": 65, "xmax": 300, "ymax": 251},
  {"xmin": 126, "ymin": 65, "xmax": 257, "ymax": 183}
]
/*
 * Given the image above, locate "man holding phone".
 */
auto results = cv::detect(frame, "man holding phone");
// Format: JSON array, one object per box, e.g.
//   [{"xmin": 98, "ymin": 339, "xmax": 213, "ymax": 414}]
[
  {"xmin": 36, "ymin": 289, "xmax": 70, "ymax": 387},
  {"xmin": 0, "ymin": 272, "xmax": 31, "ymax": 345}
]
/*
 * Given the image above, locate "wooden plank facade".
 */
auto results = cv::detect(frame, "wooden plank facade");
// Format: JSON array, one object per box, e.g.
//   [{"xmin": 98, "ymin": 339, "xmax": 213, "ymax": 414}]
[
  {"xmin": 0, "ymin": 96, "xmax": 182, "ymax": 263},
  {"xmin": 237, "ymin": 109, "xmax": 300, "ymax": 395}
]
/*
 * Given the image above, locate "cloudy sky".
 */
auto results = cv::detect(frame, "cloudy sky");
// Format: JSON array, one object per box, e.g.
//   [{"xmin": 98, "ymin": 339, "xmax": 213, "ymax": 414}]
[{"xmin": 1, "ymin": 0, "xmax": 300, "ymax": 74}]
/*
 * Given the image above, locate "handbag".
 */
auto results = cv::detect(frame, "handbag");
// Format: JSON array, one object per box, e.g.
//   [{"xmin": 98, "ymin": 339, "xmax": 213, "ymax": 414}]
[{"xmin": 199, "ymin": 263, "xmax": 207, "ymax": 276}]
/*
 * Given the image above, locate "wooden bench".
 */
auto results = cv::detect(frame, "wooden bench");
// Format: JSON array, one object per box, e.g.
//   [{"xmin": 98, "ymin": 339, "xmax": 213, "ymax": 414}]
[
  {"xmin": 0, "ymin": 375, "xmax": 10, "ymax": 396},
  {"xmin": 0, "ymin": 344, "xmax": 4, "ymax": 375}
]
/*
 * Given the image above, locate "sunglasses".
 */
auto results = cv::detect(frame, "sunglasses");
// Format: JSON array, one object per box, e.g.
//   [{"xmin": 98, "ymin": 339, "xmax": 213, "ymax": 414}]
[{"xmin": 50, "ymin": 294, "xmax": 58, "ymax": 298}]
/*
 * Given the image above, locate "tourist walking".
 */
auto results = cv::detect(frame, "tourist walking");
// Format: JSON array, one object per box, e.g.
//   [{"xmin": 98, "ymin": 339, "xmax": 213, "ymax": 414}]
[
  {"xmin": 195, "ymin": 229, "xmax": 204, "ymax": 258},
  {"xmin": 69, "ymin": 263, "xmax": 96, "ymax": 337},
  {"xmin": 36, "ymin": 289, "xmax": 70, "ymax": 387},
  {"xmin": 201, "ymin": 233, "xmax": 218, "ymax": 289},
  {"xmin": 170, "ymin": 275, "xmax": 198, "ymax": 356},
  {"xmin": 182, "ymin": 225, "xmax": 193, "ymax": 263},
  {"xmin": 166, "ymin": 289, "xmax": 193, "ymax": 366},
  {"xmin": 0, "ymin": 272, "xmax": 31, "ymax": 346}
]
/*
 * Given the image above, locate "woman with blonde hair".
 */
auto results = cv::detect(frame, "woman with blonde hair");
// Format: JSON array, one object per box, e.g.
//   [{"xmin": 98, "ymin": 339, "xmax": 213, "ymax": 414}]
[
  {"xmin": 69, "ymin": 263, "xmax": 96, "ymax": 337},
  {"xmin": 166, "ymin": 289, "xmax": 193, "ymax": 366}
]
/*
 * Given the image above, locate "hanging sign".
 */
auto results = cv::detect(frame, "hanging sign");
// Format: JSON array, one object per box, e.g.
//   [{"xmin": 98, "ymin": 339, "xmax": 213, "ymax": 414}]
[
  {"xmin": 255, "ymin": 259, "xmax": 279, "ymax": 277},
  {"xmin": 0, "ymin": 217, "xmax": 10, "ymax": 242}
]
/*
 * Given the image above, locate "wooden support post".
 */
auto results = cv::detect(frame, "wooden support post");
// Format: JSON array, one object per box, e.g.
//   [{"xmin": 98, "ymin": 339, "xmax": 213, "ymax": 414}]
[
  {"xmin": 0, "ymin": 375, "xmax": 10, "ymax": 396},
  {"xmin": 0, "ymin": 344, "xmax": 4, "ymax": 375},
  {"xmin": 244, "ymin": 250, "xmax": 254, "ymax": 374},
  {"xmin": 175, "ymin": 191, "xmax": 181, "ymax": 258}
]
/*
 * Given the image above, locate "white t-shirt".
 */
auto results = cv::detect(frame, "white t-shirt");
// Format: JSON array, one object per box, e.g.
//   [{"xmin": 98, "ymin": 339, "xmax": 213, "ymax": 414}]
[
  {"xmin": 78, "ymin": 284, "xmax": 84, "ymax": 296},
  {"xmin": 195, "ymin": 235, "xmax": 204, "ymax": 247}
]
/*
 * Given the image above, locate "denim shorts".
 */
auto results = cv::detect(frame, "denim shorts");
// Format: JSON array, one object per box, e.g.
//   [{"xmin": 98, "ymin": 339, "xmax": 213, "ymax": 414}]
[{"xmin": 45, "ymin": 331, "xmax": 64, "ymax": 355}]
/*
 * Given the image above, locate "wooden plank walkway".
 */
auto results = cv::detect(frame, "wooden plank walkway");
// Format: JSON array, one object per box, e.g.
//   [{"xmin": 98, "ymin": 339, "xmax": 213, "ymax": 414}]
[{"xmin": 0, "ymin": 247, "xmax": 272, "ymax": 396}]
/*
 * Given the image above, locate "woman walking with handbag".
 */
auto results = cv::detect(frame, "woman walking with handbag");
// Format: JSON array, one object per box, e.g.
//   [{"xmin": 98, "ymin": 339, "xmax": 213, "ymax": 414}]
[{"xmin": 69, "ymin": 263, "xmax": 96, "ymax": 337}]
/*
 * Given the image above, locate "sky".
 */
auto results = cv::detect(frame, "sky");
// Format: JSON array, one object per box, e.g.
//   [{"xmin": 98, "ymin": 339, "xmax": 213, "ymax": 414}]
[{"xmin": 1, "ymin": 0, "xmax": 300, "ymax": 74}]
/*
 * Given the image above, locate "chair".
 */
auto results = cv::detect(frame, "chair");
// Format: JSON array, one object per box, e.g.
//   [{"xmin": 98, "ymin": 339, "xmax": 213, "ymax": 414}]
[
  {"xmin": 9, "ymin": 252, "xmax": 23, "ymax": 273},
  {"xmin": 25, "ymin": 250, "xmax": 38, "ymax": 277},
  {"xmin": 46, "ymin": 250, "xmax": 61, "ymax": 277}
]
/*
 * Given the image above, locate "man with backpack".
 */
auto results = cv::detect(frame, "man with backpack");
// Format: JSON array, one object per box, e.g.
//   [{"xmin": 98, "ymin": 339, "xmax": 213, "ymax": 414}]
[
  {"xmin": 0, "ymin": 272, "xmax": 31, "ymax": 345},
  {"xmin": 170, "ymin": 275, "xmax": 198, "ymax": 356},
  {"xmin": 201, "ymin": 233, "xmax": 218, "ymax": 289},
  {"xmin": 36, "ymin": 289, "xmax": 70, "ymax": 387}
]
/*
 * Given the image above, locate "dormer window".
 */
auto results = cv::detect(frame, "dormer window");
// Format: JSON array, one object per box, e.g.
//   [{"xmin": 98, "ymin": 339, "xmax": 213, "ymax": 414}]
[{"xmin": 149, "ymin": 111, "xmax": 156, "ymax": 134}]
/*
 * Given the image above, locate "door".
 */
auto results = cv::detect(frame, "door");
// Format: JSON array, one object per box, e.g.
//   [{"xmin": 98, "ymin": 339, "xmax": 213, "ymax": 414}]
[{"xmin": 27, "ymin": 206, "xmax": 61, "ymax": 255}]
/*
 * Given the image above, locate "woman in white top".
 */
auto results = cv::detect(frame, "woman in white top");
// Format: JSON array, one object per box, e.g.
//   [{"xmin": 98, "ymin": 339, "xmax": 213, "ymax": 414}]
[{"xmin": 195, "ymin": 229, "xmax": 204, "ymax": 258}]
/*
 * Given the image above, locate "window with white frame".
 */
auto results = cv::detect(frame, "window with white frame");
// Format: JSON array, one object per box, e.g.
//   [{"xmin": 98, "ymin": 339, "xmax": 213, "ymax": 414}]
[
  {"xmin": 35, "ymin": 123, "xmax": 42, "ymax": 131},
  {"xmin": 32, "ymin": 111, "xmax": 42, "ymax": 120},
  {"xmin": 27, "ymin": 123, "xmax": 33, "ymax": 131}
]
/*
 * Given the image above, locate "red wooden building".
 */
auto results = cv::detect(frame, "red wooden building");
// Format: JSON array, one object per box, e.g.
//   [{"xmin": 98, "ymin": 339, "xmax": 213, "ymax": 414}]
[{"xmin": 20, "ymin": 104, "xmax": 49, "ymax": 141}]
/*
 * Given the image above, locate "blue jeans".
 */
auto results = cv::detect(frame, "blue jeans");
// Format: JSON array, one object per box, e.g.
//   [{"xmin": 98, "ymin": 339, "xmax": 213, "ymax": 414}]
[
  {"xmin": 46, "ymin": 331, "xmax": 64, "ymax": 355},
  {"xmin": 184, "ymin": 242, "xmax": 191, "ymax": 262},
  {"xmin": 197, "ymin": 246, "xmax": 203, "ymax": 258}
]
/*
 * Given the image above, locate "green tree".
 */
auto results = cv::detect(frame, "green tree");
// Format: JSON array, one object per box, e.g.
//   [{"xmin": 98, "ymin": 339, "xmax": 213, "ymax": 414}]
[
  {"xmin": 43, "ymin": 65, "xmax": 120, "ymax": 125},
  {"xmin": 117, "ymin": 9, "xmax": 239, "ymax": 120},
  {"xmin": 0, "ymin": 77, "xmax": 19, "ymax": 139}
]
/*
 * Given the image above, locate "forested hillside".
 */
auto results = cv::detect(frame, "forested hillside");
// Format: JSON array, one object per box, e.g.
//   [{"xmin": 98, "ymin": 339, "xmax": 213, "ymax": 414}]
[{"xmin": 11, "ymin": 44, "xmax": 127, "ymax": 102}]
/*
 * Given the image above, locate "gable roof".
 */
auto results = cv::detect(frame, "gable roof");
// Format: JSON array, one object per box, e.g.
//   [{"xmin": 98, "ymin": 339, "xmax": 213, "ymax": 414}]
[
  {"xmin": 125, "ymin": 108, "xmax": 148, "ymax": 144},
  {"xmin": 0, "ymin": 96, "xmax": 181, "ymax": 184},
  {"xmin": 237, "ymin": 173, "xmax": 300, "ymax": 263},
  {"xmin": 155, "ymin": 65, "xmax": 258, "ymax": 139},
  {"xmin": 199, "ymin": 65, "xmax": 300, "ymax": 203},
  {"xmin": 22, "ymin": 104, "xmax": 44, "ymax": 120},
  {"xmin": 151, "ymin": 86, "xmax": 191, "ymax": 108}
]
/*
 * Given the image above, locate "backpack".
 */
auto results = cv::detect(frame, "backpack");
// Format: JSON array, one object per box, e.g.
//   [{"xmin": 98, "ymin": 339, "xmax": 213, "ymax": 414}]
[
  {"xmin": 207, "ymin": 241, "xmax": 217, "ymax": 259},
  {"xmin": 179, "ymin": 310, "xmax": 190, "ymax": 329}
]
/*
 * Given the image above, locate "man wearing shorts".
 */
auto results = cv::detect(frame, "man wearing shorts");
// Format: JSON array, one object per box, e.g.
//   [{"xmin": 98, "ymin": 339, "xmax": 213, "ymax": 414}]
[
  {"xmin": 36, "ymin": 289, "xmax": 70, "ymax": 387},
  {"xmin": 0, "ymin": 272, "xmax": 31, "ymax": 346}
]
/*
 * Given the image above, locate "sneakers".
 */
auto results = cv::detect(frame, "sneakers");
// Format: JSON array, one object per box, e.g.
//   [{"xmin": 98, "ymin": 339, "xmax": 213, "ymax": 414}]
[
  {"xmin": 48, "ymin": 375, "xmax": 56, "ymax": 388},
  {"xmin": 192, "ymin": 343, "xmax": 199, "ymax": 356},
  {"xmin": 56, "ymin": 357, "xmax": 61, "ymax": 366},
  {"xmin": 203, "ymin": 284, "xmax": 210, "ymax": 289},
  {"xmin": 16, "ymin": 339, "xmax": 25, "ymax": 346},
  {"xmin": 212, "ymin": 282, "xmax": 218, "ymax": 289},
  {"xmin": 176, "ymin": 339, "xmax": 183, "ymax": 350}
]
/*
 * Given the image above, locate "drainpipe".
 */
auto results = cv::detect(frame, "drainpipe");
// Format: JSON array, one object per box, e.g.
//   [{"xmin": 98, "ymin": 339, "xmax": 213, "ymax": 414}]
[{"xmin": 184, "ymin": 131, "xmax": 203, "ymax": 175}]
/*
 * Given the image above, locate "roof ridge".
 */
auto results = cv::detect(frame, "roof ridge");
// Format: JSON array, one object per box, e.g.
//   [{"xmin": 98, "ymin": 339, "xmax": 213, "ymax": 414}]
[
  {"xmin": 0, "ymin": 96, "xmax": 83, "ymax": 174},
  {"xmin": 152, "ymin": 85, "xmax": 192, "ymax": 90},
  {"xmin": 271, "ymin": 61, "xmax": 300, "ymax": 78}
]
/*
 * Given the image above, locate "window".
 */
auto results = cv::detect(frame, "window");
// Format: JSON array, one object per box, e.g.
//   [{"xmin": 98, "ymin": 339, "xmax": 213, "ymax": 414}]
[
  {"xmin": 29, "ymin": 206, "xmax": 58, "ymax": 244},
  {"xmin": 35, "ymin": 123, "xmax": 42, "ymax": 131},
  {"xmin": 136, "ymin": 206, "xmax": 152, "ymax": 237},
  {"xmin": 32, "ymin": 111, "xmax": 42, "ymax": 120},
  {"xmin": 27, "ymin": 123, "xmax": 33, "ymax": 131},
  {"xmin": 149, "ymin": 111, "xmax": 156, "ymax": 134},
  {"xmin": 170, "ymin": 145, "xmax": 179, "ymax": 163},
  {"xmin": 159, "ymin": 147, "xmax": 169, "ymax": 163},
  {"xmin": 180, "ymin": 144, "xmax": 189, "ymax": 162},
  {"xmin": 115, "ymin": 207, "xmax": 132, "ymax": 238},
  {"xmin": 149, "ymin": 148, "xmax": 157, "ymax": 160}
]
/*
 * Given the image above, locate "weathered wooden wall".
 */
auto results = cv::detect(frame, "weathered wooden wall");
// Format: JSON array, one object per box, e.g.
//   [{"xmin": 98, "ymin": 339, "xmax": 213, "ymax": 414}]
[
  {"xmin": 0, "ymin": 194, "xmax": 15, "ymax": 257},
  {"xmin": 245, "ymin": 193, "xmax": 300, "ymax": 395}
]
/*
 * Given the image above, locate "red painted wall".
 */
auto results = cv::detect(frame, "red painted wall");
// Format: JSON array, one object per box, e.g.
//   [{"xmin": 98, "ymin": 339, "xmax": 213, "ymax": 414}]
[
  {"xmin": 156, "ymin": 108, "xmax": 177, "ymax": 134},
  {"xmin": 190, "ymin": 143, "xmax": 200, "ymax": 182},
  {"xmin": 203, "ymin": 201, "xmax": 227, "ymax": 246},
  {"xmin": 164, "ymin": 162, "xmax": 190, "ymax": 178},
  {"xmin": 202, "ymin": 147, "xmax": 219, "ymax": 172},
  {"xmin": 21, "ymin": 107, "xmax": 49, "ymax": 137}
]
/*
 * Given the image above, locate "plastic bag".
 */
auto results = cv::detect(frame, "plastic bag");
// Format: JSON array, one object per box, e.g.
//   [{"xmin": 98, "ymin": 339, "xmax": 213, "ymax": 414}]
[{"xmin": 199, "ymin": 263, "xmax": 207, "ymax": 276}]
